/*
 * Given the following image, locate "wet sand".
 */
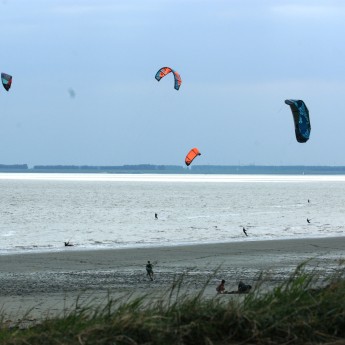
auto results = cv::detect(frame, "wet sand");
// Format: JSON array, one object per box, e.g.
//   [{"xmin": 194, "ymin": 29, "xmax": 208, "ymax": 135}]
[{"xmin": 0, "ymin": 236, "xmax": 344, "ymax": 323}]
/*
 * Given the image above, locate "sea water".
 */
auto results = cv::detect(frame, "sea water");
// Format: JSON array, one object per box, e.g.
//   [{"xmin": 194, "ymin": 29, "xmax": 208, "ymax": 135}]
[{"xmin": 0, "ymin": 173, "xmax": 344, "ymax": 255}]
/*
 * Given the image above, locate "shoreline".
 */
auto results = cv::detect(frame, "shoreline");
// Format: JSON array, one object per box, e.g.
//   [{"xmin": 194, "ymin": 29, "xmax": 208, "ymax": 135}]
[
  {"xmin": 0, "ymin": 236, "xmax": 345, "ymax": 258},
  {"xmin": 1, "ymin": 233, "xmax": 344, "ymax": 258},
  {"xmin": 1, "ymin": 236, "xmax": 344, "ymax": 321}
]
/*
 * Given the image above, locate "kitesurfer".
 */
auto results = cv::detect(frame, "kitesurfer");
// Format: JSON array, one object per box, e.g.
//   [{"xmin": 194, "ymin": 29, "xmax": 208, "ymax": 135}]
[
  {"xmin": 146, "ymin": 260, "xmax": 154, "ymax": 281},
  {"xmin": 307, "ymin": 218, "xmax": 311, "ymax": 223},
  {"xmin": 155, "ymin": 213, "xmax": 158, "ymax": 220},
  {"xmin": 64, "ymin": 241, "xmax": 73, "ymax": 247},
  {"xmin": 243, "ymin": 227, "xmax": 248, "ymax": 236}
]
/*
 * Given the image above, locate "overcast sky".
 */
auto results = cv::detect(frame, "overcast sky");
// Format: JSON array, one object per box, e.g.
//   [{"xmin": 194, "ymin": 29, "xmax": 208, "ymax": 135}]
[{"xmin": 1, "ymin": 0, "xmax": 345, "ymax": 166}]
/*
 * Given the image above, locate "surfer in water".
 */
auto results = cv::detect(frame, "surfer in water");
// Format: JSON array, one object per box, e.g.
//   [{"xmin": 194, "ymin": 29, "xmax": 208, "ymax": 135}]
[
  {"xmin": 64, "ymin": 241, "xmax": 73, "ymax": 247},
  {"xmin": 243, "ymin": 227, "xmax": 248, "ymax": 236},
  {"xmin": 307, "ymin": 218, "xmax": 311, "ymax": 224},
  {"xmin": 155, "ymin": 213, "xmax": 158, "ymax": 220}
]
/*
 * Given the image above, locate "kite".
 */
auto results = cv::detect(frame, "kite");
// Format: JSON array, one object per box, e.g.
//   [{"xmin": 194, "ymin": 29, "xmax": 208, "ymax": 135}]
[
  {"xmin": 68, "ymin": 88, "xmax": 76, "ymax": 99},
  {"xmin": 285, "ymin": 99, "xmax": 311, "ymax": 143},
  {"xmin": 1, "ymin": 73, "xmax": 12, "ymax": 91},
  {"xmin": 185, "ymin": 148, "xmax": 201, "ymax": 166},
  {"xmin": 155, "ymin": 67, "xmax": 182, "ymax": 90}
]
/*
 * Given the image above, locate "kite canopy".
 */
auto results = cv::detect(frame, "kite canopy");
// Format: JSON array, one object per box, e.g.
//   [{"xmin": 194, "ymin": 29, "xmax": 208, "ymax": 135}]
[
  {"xmin": 1, "ymin": 73, "xmax": 12, "ymax": 91},
  {"xmin": 155, "ymin": 67, "xmax": 182, "ymax": 90},
  {"xmin": 185, "ymin": 148, "xmax": 201, "ymax": 166},
  {"xmin": 285, "ymin": 99, "xmax": 311, "ymax": 143}
]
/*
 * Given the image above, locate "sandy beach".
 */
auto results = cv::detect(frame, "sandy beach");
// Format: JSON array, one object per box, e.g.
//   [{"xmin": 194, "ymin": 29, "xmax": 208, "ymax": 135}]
[{"xmin": 0, "ymin": 236, "xmax": 344, "ymax": 323}]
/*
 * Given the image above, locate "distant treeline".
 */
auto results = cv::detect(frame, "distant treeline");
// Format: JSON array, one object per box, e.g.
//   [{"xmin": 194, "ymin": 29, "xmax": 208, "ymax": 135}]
[
  {"xmin": 32, "ymin": 164, "xmax": 184, "ymax": 172},
  {"xmin": 190, "ymin": 165, "xmax": 345, "ymax": 174},
  {"xmin": 1, "ymin": 164, "xmax": 345, "ymax": 174},
  {"xmin": 0, "ymin": 164, "xmax": 28, "ymax": 170}
]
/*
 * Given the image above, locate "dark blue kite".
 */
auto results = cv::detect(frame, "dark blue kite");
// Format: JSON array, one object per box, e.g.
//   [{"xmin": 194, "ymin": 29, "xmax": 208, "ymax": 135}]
[
  {"xmin": 285, "ymin": 99, "xmax": 311, "ymax": 143},
  {"xmin": 1, "ymin": 73, "xmax": 12, "ymax": 91}
]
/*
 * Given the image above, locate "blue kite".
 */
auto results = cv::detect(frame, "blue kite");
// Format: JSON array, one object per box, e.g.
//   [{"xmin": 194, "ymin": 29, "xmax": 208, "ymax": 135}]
[
  {"xmin": 285, "ymin": 99, "xmax": 311, "ymax": 143},
  {"xmin": 1, "ymin": 72, "xmax": 12, "ymax": 91}
]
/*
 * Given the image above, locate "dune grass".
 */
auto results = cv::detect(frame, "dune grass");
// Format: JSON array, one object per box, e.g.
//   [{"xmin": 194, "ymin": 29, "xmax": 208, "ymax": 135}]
[{"xmin": 1, "ymin": 262, "xmax": 344, "ymax": 345}]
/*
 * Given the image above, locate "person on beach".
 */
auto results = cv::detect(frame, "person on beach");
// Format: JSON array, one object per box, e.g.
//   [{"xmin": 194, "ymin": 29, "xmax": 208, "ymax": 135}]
[
  {"xmin": 243, "ymin": 227, "xmax": 248, "ymax": 236},
  {"xmin": 155, "ymin": 213, "xmax": 158, "ymax": 220},
  {"xmin": 216, "ymin": 279, "xmax": 227, "ymax": 294},
  {"xmin": 146, "ymin": 260, "xmax": 154, "ymax": 281},
  {"xmin": 238, "ymin": 281, "xmax": 252, "ymax": 293}
]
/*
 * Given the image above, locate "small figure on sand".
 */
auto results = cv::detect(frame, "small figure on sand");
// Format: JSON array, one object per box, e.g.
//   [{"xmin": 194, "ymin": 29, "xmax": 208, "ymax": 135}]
[
  {"xmin": 146, "ymin": 260, "xmax": 154, "ymax": 281},
  {"xmin": 216, "ymin": 280, "xmax": 252, "ymax": 295},
  {"xmin": 216, "ymin": 279, "xmax": 227, "ymax": 294},
  {"xmin": 243, "ymin": 227, "xmax": 248, "ymax": 236},
  {"xmin": 64, "ymin": 241, "xmax": 73, "ymax": 247},
  {"xmin": 238, "ymin": 281, "xmax": 252, "ymax": 293},
  {"xmin": 155, "ymin": 213, "xmax": 158, "ymax": 220},
  {"xmin": 307, "ymin": 218, "xmax": 311, "ymax": 223}
]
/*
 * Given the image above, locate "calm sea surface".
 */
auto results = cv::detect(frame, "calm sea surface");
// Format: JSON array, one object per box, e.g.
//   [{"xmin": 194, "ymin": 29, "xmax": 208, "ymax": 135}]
[{"xmin": 0, "ymin": 173, "xmax": 344, "ymax": 255}]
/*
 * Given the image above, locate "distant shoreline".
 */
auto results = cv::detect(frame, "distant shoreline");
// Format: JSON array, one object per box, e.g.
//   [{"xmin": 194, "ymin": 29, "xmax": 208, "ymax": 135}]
[
  {"xmin": 2, "ymin": 164, "xmax": 345, "ymax": 175},
  {"xmin": 1, "ymin": 235, "xmax": 344, "ymax": 260},
  {"xmin": 1, "ymin": 231, "xmax": 345, "ymax": 257}
]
